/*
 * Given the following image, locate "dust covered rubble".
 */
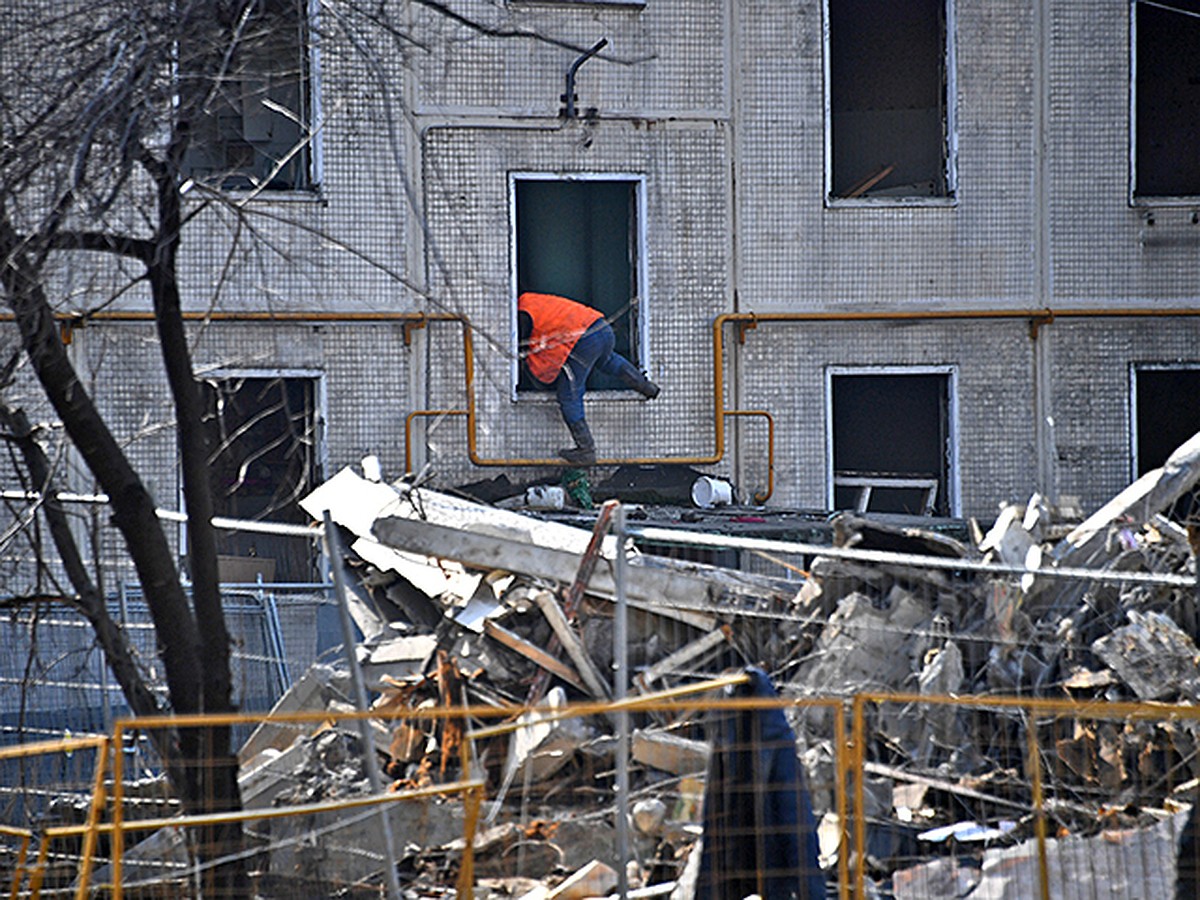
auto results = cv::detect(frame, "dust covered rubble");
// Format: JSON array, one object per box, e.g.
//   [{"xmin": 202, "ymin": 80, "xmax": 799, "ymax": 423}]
[{"xmin": 224, "ymin": 431, "xmax": 1200, "ymax": 897}]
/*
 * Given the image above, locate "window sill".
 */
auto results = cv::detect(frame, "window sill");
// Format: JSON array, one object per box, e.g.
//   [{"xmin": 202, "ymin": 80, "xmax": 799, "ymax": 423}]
[
  {"xmin": 1131, "ymin": 196, "xmax": 1200, "ymax": 209},
  {"xmin": 826, "ymin": 196, "xmax": 957, "ymax": 210},
  {"xmin": 181, "ymin": 184, "xmax": 326, "ymax": 204},
  {"xmin": 514, "ymin": 389, "xmax": 648, "ymax": 403}
]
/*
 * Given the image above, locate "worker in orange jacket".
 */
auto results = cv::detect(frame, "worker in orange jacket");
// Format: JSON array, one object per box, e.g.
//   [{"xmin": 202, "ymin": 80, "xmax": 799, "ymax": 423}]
[{"xmin": 517, "ymin": 292, "xmax": 660, "ymax": 465}]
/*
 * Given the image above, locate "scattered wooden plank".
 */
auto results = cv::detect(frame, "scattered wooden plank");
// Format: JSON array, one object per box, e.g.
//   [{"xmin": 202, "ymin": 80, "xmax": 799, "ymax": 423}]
[
  {"xmin": 533, "ymin": 589, "xmax": 611, "ymax": 701},
  {"xmin": 483, "ymin": 619, "xmax": 587, "ymax": 692},
  {"xmin": 634, "ymin": 626, "xmax": 730, "ymax": 694},
  {"xmin": 631, "ymin": 729, "xmax": 710, "ymax": 776}
]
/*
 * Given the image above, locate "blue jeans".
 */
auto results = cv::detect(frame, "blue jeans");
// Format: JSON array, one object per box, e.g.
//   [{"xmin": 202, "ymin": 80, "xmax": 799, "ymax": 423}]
[{"xmin": 555, "ymin": 318, "xmax": 641, "ymax": 426}]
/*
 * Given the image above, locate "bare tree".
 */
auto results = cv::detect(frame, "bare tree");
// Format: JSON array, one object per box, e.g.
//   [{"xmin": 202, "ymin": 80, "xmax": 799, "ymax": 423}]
[
  {"xmin": 0, "ymin": 1, "xmax": 278, "ymax": 893},
  {"xmin": 0, "ymin": 1, "xmax": 615, "ymax": 893}
]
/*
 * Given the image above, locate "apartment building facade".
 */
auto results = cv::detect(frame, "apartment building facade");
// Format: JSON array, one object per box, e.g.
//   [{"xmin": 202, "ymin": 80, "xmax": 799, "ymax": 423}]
[{"xmin": 8, "ymin": 0, "xmax": 1200, "ymax": 580}]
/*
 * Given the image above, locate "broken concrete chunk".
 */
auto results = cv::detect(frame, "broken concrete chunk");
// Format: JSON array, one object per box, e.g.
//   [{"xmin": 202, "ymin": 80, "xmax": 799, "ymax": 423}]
[
  {"xmin": 547, "ymin": 859, "xmax": 618, "ymax": 900},
  {"xmin": 1056, "ymin": 429, "xmax": 1200, "ymax": 567},
  {"xmin": 238, "ymin": 663, "xmax": 351, "ymax": 767},
  {"xmin": 793, "ymin": 589, "xmax": 930, "ymax": 695},
  {"xmin": 359, "ymin": 634, "xmax": 437, "ymax": 687},
  {"xmin": 1091, "ymin": 609, "xmax": 1200, "ymax": 701},
  {"xmin": 503, "ymin": 687, "xmax": 591, "ymax": 786},
  {"xmin": 631, "ymin": 729, "xmax": 710, "ymax": 776},
  {"xmin": 979, "ymin": 504, "xmax": 1037, "ymax": 566},
  {"xmin": 632, "ymin": 798, "xmax": 668, "ymax": 835}
]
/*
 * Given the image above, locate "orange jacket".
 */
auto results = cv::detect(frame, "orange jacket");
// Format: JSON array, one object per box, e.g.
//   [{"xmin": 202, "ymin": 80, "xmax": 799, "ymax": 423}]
[{"xmin": 518, "ymin": 292, "xmax": 605, "ymax": 384}]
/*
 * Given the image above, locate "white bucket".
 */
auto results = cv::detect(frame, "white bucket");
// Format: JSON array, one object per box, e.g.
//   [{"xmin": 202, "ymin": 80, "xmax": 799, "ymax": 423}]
[
  {"xmin": 525, "ymin": 485, "xmax": 566, "ymax": 510},
  {"xmin": 691, "ymin": 476, "xmax": 733, "ymax": 508}
]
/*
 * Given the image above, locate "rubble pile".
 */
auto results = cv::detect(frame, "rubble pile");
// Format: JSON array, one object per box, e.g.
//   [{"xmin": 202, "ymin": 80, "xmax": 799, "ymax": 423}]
[{"xmin": 114, "ymin": 434, "xmax": 1200, "ymax": 896}]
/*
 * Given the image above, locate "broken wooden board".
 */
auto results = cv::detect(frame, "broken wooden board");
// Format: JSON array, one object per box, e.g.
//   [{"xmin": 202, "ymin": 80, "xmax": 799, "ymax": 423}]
[
  {"xmin": 634, "ymin": 627, "xmax": 730, "ymax": 694},
  {"xmin": 482, "ymin": 619, "xmax": 588, "ymax": 692},
  {"xmin": 532, "ymin": 589, "xmax": 611, "ymax": 700}
]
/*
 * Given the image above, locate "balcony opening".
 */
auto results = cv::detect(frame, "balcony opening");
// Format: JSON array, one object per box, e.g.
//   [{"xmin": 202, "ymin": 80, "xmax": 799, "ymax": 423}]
[
  {"xmin": 828, "ymin": 368, "xmax": 956, "ymax": 516},
  {"xmin": 198, "ymin": 373, "xmax": 322, "ymax": 582},
  {"xmin": 1133, "ymin": 364, "xmax": 1200, "ymax": 521},
  {"xmin": 1133, "ymin": 0, "xmax": 1200, "ymax": 199},
  {"xmin": 826, "ymin": 0, "xmax": 955, "ymax": 201},
  {"xmin": 512, "ymin": 175, "xmax": 645, "ymax": 393},
  {"xmin": 180, "ymin": 0, "xmax": 315, "ymax": 192}
]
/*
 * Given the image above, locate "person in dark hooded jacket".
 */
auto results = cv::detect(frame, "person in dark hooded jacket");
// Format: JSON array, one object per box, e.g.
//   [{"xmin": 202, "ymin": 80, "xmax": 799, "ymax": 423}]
[{"xmin": 695, "ymin": 666, "xmax": 826, "ymax": 900}]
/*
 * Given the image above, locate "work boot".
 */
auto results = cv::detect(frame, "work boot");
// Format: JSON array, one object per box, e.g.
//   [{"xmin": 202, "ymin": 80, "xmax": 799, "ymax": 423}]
[
  {"xmin": 559, "ymin": 420, "xmax": 596, "ymax": 466},
  {"xmin": 621, "ymin": 368, "xmax": 661, "ymax": 399}
]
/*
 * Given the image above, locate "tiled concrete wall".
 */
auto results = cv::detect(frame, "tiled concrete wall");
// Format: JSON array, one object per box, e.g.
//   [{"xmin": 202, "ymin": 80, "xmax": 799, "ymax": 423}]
[
  {"xmin": 1049, "ymin": 317, "xmax": 1200, "ymax": 514},
  {"xmin": 419, "ymin": 122, "xmax": 731, "ymax": 483},
  {"xmin": 8, "ymin": 0, "xmax": 1199, "ymax": 542}
]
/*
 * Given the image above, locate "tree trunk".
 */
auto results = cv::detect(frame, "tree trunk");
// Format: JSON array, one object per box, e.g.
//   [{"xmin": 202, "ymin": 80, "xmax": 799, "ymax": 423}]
[
  {"xmin": 0, "ymin": 404, "xmax": 179, "ymax": 758},
  {"xmin": 146, "ymin": 156, "xmax": 248, "ymax": 896},
  {"xmin": 0, "ymin": 217, "xmax": 205, "ymax": 773}
]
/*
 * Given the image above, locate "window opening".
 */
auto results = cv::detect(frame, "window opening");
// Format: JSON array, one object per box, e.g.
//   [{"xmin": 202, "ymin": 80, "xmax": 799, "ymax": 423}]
[
  {"xmin": 1133, "ymin": 0, "xmax": 1200, "ymax": 199},
  {"xmin": 199, "ymin": 374, "xmax": 321, "ymax": 581},
  {"xmin": 512, "ymin": 176, "xmax": 645, "ymax": 392},
  {"xmin": 826, "ymin": 0, "xmax": 954, "ymax": 201},
  {"xmin": 180, "ymin": 0, "xmax": 314, "ymax": 192},
  {"xmin": 1132, "ymin": 364, "xmax": 1200, "ymax": 520},
  {"xmin": 828, "ymin": 369, "xmax": 955, "ymax": 516}
]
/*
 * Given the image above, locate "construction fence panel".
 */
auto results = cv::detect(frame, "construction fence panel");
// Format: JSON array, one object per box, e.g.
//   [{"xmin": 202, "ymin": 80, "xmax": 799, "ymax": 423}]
[
  {"xmin": 0, "ymin": 585, "xmax": 342, "ymax": 753},
  {"xmin": 2, "ymin": 698, "xmax": 1200, "ymax": 898},
  {"xmin": 0, "ymin": 734, "xmax": 109, "ymax": 899},
  {"xmin": 848, "ymin": 695, "xmax": 1200, "ymax": 900}
]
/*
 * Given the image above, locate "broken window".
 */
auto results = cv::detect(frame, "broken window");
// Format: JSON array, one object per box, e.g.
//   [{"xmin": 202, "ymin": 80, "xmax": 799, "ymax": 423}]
[
  {"xmin": 1132, "ymin": 365, "xmax": 1200, "ymax": 519},
  {"xmin": 179, "ymin": 0, "xmax": 315, "ymax": 192},
  {"xmin": 1133, "ymin": 0, "xmax": 1200, "ymax": 199},
  {"xmin": 512, "ymin": 175, "xmax": 646, "ymax": 392},
  {"xmin": 199, "ymin": 374, "xmax": 322, "ymax": 581},
  {"xmin": 826, "ymin": 0, "xmax": 955, "ymax": 201},
  {"xmin": 828, "ymin": 369, "xmax": 956, "ymax": 516}
]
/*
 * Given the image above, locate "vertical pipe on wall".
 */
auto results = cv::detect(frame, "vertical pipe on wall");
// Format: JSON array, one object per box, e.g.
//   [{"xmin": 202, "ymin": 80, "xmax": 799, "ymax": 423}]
[
  {"xmin": 1032, "ymin": 0, "xmax": 1058, "ymax": 498},
  {"xmin": 726, "ymin": 0, "xmax": 745, "ymax": 492}
]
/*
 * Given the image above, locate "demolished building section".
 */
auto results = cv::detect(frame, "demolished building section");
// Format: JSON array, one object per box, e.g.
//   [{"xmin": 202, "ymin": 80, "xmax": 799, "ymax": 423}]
[
  {"xmin": 213, "ymin": 429, "xmax": 1196, "ymax": 897},
  {"xmin": 11, "ymin": 434, "xmax": 1200, "ymax": 897}
]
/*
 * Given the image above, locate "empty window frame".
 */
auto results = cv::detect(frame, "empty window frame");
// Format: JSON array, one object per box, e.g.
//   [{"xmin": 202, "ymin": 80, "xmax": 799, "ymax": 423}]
[
  {"xmin": 180, "ymin": 0, "xmax": 318, "ymax": 192},
  {"xmin": 825, "ymin": 0, "xmax": 957, "ymax": 202},
  {"xmin": 826, "ymin": 367, "xmax": 959, "ymax": 516},
  {"xmin": 1132, "ymin": 0, "xmax": 1200, "ymax": 200},
  {"xmin": 1131, "ymin": 364, "xmax": 1200, "ymax": 518},
  {"xmin": 195, "ymin": 372, "xmax": 324, "ymax": 582},
  {"xmin": 511, "ymin": 174, "xmax": 648, "ymax": 393}
]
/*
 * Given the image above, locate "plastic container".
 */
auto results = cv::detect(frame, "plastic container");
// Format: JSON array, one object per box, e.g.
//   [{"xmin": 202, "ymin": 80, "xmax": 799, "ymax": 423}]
[
  {"xmin": 691, "ymin": 476, "xmax": 733, "ymax": 508},
  {"xmin": 525, "ymin": 485, "xmax": 566, "ymax": 510}
]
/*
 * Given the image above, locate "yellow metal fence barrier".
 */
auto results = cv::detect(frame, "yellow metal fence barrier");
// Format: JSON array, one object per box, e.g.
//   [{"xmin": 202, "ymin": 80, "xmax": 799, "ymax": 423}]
[{"xmin": 3, "ymin": 692, "xmax": 1198, "ymax": 898}]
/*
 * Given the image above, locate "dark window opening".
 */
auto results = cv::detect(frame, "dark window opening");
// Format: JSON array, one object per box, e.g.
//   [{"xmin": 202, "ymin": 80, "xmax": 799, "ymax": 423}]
[
  {"xmin": 1134, "ymin": 366, "xmax": 1200, "ymax": 521},
  {"xmin": 1134, "ymin": 0, "xmax": 1200, "ymax": 198},
  {"xmin": 828, "ymin": 0, "xmax": 952, "ymax": 200},
  {"xmin": 515, "ymin": 178, "xmax": 640, "ymax": 392},
  {"xmin": 180, "ymin": 0, "xmax": 312, "ymax": 192},
  {"xmin": 832, "ymin": 372, "xmax": 951, "ymax": 516},
  {"xmin": 201, "ymin": 376, "xmax": 320, "ymax": 581}
]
